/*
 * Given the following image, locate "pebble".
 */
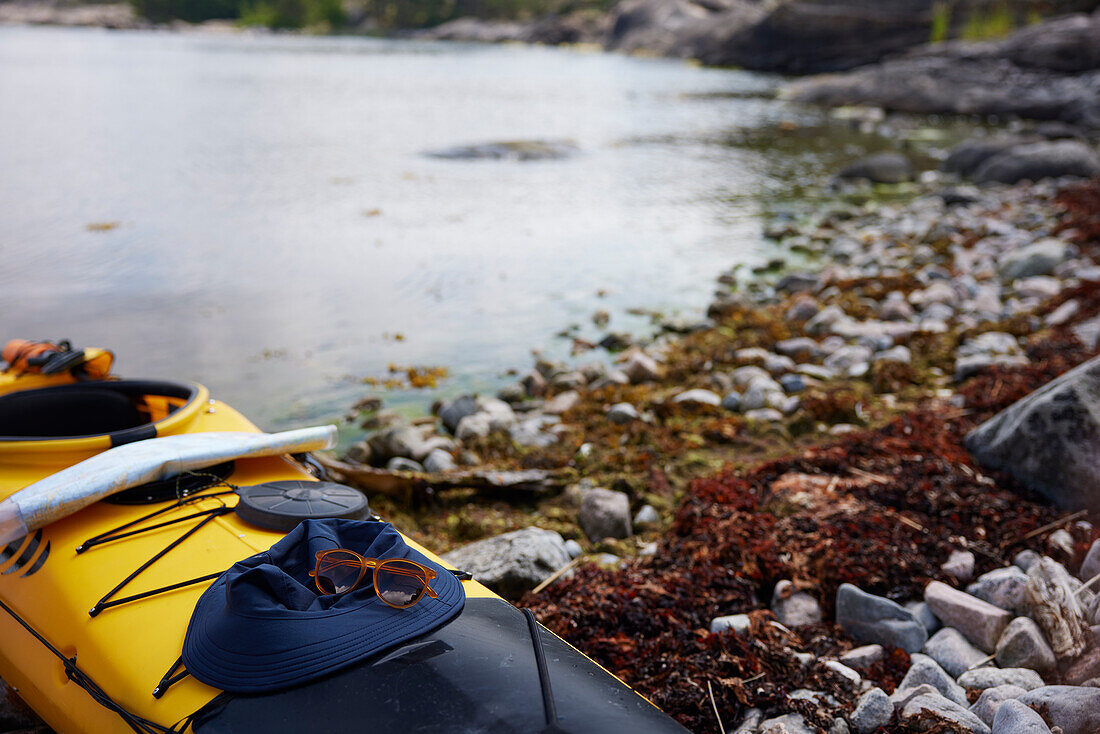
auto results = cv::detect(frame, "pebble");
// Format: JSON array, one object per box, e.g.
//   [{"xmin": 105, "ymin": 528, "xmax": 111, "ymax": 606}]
[
  {"xmin": 731, "ymin": 365, "xmax": 771, "ymax": 388},
  {"xmin": 775, "ymin": 337, "xmax": 822, "ymax": 362},
  {"xmin": 760, "ymin": 713, "xmax": 814, "ymax": 734},
  {"xmin": 896, "ymin": 653, "xmax": 968, "ymax": 707},
  {"xmin": 900, "ymin": 693, "xmax": 991, "ymax": 734},
  {"xmin": 999, "ymin": 237, "xmax": 1069, "ymax": 280},
  {"xmin": 956, "ymin": 667, "xmax": 1044, "ymax": 691},
  {"xmin": 923, "ymin": 627, "xmax": 989, "ymax": 678},
  {"xmin": 670, "ymin": 389, "xmax": 721, "ymax": 407},
  {"xmin": 824, "ymin": 660, "xmax": 861, "ymax": 686},
  {"xmin": 542, "ymin": 390, "xmax": 580, "ymax": 415},
  {"xmin": 721, "ymin": 391, "xmax": 742, "ymax": 411},
  {"xmin": 839, "ymin": 644, "xmax": 884, "ymax": 668},
  {"xmin": 924, "ymin": 580, "xmax": 1012, "ymax": 652},
  {"xmin": 607, "ymin": 403, "xmax": 639, "ymax": 424},
  {"xmin": 823, "ymin": 345, "xmax": 874, "ymax": 377},
  {"xmin": 621, "ymin": 352, "xmax": 661, "ymax": 383},
  {"xmin": 875, "ymin": 345, "xmax": 911, "ymax": 364},
  {"xmin": 1017, "ymin": 686, "xmax": 1100, "ymax": 734},
  {"xmin": 941, "ymin": 549, "xmax": 976, "ymax": 583},
  {"xmin": 743, "ymin": 408, "xmax": 784, "ymax": 422},
  {"xmin": 906, "ymin": 600, "xmax": 942, "ymax": 634},
  {"xmin": 455, "ymin": 412, "xmax": 492, "ymax": 441},
  {"xmin": 422, "ymin": 448, "xmax": 456, "ymax": 473},
  {"xmin": 577, "ymin": 488, "xmax": 632, "ymax": 541},
  {"xmin": 779, "ymin": 374, "xmax": 806, "ymax": 394},
  {"xmin": 968, "ymin": 685, "xmax": 1027, "ymax": 727},
  {"xmin": 710, "ymin": 614, "xmax": 752, "ymax": 636},
  {"xmin": 733, "ymin": 708, "xmax": 763, "ymax": 734},
  {"xmin": 990, "ymin": 699, "xmax": 1052, "ymax": 734},
  {"xmin": 763, "ymin": 353, "xmax": 796, "ymax": 376},
  {"xmin": 995, "ymin": 617, "xmax": 1056, "ymax": 673},
  {"xmin": 836, "ymin": 583, "xmax": 928, "ymax": 652},
  {"xmin": 771, "ymin": 580, "xmax": 823, "ymax": 627},
  {"xmin": 385, "ymin": 456, "xmax": 424, "ymax": 472},
  {"xmin": 563, "ymin": 539, "xmax": 583, "ymax": 559},
  {"xmin": 632, "ymin": 504, "xmax": 660, "ymax": 530},
  {"xmin": 786, "ymin": 295, "xmax": 821, "ymax": 322},
  {"xmin": 1013, "ymin": 550, "xmax": 1041, "ymax": 572},
  {"xmin": 967, "ymin": 566, "xmax": 1029, "ymax": 615},
  {"xmin": 850, "ymin": 687, "xmax": 892, "ymax": 734}
]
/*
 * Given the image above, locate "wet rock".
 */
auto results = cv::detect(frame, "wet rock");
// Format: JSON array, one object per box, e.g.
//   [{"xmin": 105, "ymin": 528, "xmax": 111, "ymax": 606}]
[
  {"xmin": 578, "ymin": 488, "xmax": 632, "ymax": 541},
  {"xmin": 965, "ymin": 354, "xmax": 1100, "ymax": 513},
  {"xmin": 837, "ymin": 152, "xmax": 914, "ymax": 184},
  {"xmin": 426, "ymin": 139, "xmax": 578, "ymax": 161},
  {"xmin": 671, "ymin": 388, "xmax": 721, "ymax": 407},
  {"xmin": 1025, "ymin": 557, "xmax": 1090, "ymax": 658},
  {"xmin": 850, "ymin": 687, "xmax": 891, "ymax": 734},
  {"xmin": 607, "ymin": 403, "xmax": 639, "ymax": 425},
  {"xmin": 710, "ymin": 613, "xmax": 751, "ymax": 636},
  {"xmin": 942, "ymin": 549, "xmax": 976, "ymax": 583},
  {"xmin": 896, "ymin": 653, "xmax": 968, "ymax": 707},
  {"xmin": 967, "ymin": 566, "xmax": 1029, "ymax": 615},
  {"xmin": 836, "ymin": 583, "xmax": 928, "ymax": 653},
  {"xmin": 956, "ymin": 667, "xmax": 1044, "ymax": 691},
  {"xmin": 999, "ymin": 238, "xmax": 1070, "ymax": 281},
  {"xmin": 839, "ymin": 644, "xmax": 884, "ymax": 669},
  {"xmin": 1017, "ymin": 686, "xmax": 1100, "ymax": 734},
  {"xmin": 974, "ymin": 140, "xmax": 1100, "ymax": 185},
  {"xmin": 422, "ymin": 448, "xmax": 456, "ymax": 474},
  {"xmin": 900, "ymin": 692, "xmax": 990, "ymax": 733},
  {"xmin": 771, "ymin": 580, "xmax": 823, "ymax": 627},
  {"xmin": 621, "ymin": 352, "xmax": 661, "ymax": 383},
  {"xmin": 632, "ymin": 504, "xmax": 660, "ymax": 530},
  {"xmin": 924, "ymin": 581, "xmax": 1012, "ymax": 652},
  {"xmin": 968, "ymin": 685, "xmax": 1027, "ymax": 727},
  {"xmin": 442, "ymin": 527, "xmax": 571, "ymax": 598},
  {"xmin": 923, "ymin": 627, "xmax": 988, "ymax": 678},
  {"xmin": 990, "ymin": 699, "xmax": 1052, "ymax": 734}
]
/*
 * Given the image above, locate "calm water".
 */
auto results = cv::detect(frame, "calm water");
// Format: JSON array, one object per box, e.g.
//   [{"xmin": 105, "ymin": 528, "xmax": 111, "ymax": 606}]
[{"xmin": 0, "ymin": 26, "xmax": 810, "ymax": 430}]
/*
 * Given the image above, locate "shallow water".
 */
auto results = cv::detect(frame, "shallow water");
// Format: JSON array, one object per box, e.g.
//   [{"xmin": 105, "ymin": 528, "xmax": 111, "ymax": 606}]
[{"xmin": 0, "ymin": 26, "xmax": 941, "ymax": 431}]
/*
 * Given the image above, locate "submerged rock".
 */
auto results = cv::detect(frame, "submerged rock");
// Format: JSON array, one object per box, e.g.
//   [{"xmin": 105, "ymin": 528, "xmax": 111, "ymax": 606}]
[
  {"xmin": 425, "ymin": 139, "xmax": 578, "ymax": 161},
  {"xmin": 836, "ymin": 152, "xmax": 914, "ymax": 184}
]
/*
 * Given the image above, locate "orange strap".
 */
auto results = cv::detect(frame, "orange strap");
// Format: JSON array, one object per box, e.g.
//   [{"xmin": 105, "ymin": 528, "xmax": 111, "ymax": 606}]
[{"xmin": 1, "ymin": 340, "xmax": 57, "ymax": 374}]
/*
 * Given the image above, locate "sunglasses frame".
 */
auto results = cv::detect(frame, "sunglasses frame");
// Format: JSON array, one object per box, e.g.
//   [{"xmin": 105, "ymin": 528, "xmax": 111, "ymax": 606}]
[{"xmin": 309, "ymin": 549, "xmax": 439, "ymax": 609}]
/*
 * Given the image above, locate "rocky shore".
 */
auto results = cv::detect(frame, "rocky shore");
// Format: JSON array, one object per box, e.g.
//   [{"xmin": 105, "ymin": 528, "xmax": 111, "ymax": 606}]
[{"xmin": 318, "ymin": 132, "xmax": 1100, "ymax": 733}]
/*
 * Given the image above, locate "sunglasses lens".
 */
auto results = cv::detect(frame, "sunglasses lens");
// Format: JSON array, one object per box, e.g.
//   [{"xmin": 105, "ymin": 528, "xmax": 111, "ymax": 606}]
[
  {"xmin": 376, "ymin": 559, "xmax": 428, "ymax": 608},
  {"xmin": 315, "ymin": 550, "xmax": 364, "ymax": 595}
]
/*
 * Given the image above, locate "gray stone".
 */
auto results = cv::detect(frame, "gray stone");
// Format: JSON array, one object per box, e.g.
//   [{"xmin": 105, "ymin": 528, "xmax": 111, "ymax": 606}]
[
  {"xmin": 836, "ymin": 583, "xmax": 928, "ymax": 653},
  {"xmin": 442, "ymin": 527, "xmax": 571, "ymax": 598},
  {"xmin": 563, "ymin": 539, "xmax": 583, "ymax": 559},
  {"xmin": 955, "ymin": 353, "xmax": 1030, "ymax": 381},
  {"xmin": 957, "ymin": 668, "xmax": 1044, "ymax": 691},
  {"xmin": 890, "ymin": 683, "xmax": 941, "ymax": 709},
  {"xmin": 771, "ymin": 580, "xmax": 822, "ymax": 627},
  {"xmin": 907, "ymin": 600, "xmax": 941, "ymax": 634},
  {"xmin": 385, "ymin": 456, "xmax": 424, "ymax": 472},
  {"xmin": 990, "ymin": 699, "xmax": 1052, "ymax": 734},
  {"xmin": 760, "ymin": 713, "xmax": 813, "ymax": 734},
  {"xmin": 721, "ymin": 391, "xmax": 742, "ymax": 411},
  {"xmin": 999, "ymin": 238, "xmax": 1071, "ymax": 282},
  {"xmin": 942, "ymin": 550, "xmax": 977, "ymax": 583},
  {"xmin": 923, "ymin": 627, "xmax": 989, "ymax": 678},
  {"xmin": 607, "ymin": 403, "xmax": 639, "ymax": 425},
  {"xmin": 543, "ymin": 390, "xmax": 580, "ymax": 415},
  {"xmin": 839, "ymin": 644, "xmax": 884, "ymax": 669},
  {"xmin": 743, "ymin": 408, "xmax": 783, "ymax": 422},
  {"xmin": 975, "ymin": 140, "xmax": 1100, "ymax": 185},
  {"xmin": 731, "ymin": 365, "xmax": 770, "ymax": 388},
  {"xmin": 779, "ymin": 374, "xmax": 806, "ymax": 394},
  {"xmin": 1013, "ymin": 550, "xmax": 1040, "ymax": 573},
  {"xmin": 368, "ymin": 425, "xmax": 427, "ymax": 462},
  {"xmin": 824, "ymin": 660, "xmax": 860, "ymax": 686},
  {"xmin": 1079, "ymin": 539, "xmax": 1100, "ymax": 583},
  {"xmin": 897, "ymin": 653, "xmax": 968, "ymax": 707},
  {"xmin": 850, "ymin": 687, "xmax": 892, "ymax": 734},
  {"xmin": 578, "ymin": 488, "xmax": 632, "ymax": 541},
  {"xmin": 1017, "ymin": 686, "xmax": 1100, "ymax": 734},
  {"xmin": 968, "ymin": 685, "xmax": 1027, "ymax": 727},
  {"xmin": 671, "ymin": 388, "xmax": 721, "ymax": 407},
  {"xmin": 823, "ymin": 345, "xmax": 874, "ymax": 377},
  {"xmin": 995, "ymin": 617, "xmax": 1056, "ymax": 673},
  {"xmin": 775, "ymin": 337, "xmax": 822, "ymax": 362},
  {"xmin": 439, "ymin": 395, "xmax": 480, "ymax": 434},
  {"xmin": 456, "ymin": 413, "xmax": 492, "ymax": 441},
  {"xmin": 632, "ymin": 504, "xmax": 660, "ymax": 530},
  {"xmin": 837, "ymin": 152, "xmax": 914, "ymax": 184},
  {"xmin": 621, "ymin": 352, "xmax": 661, "ymax": 383},
  {"xmin": 875, "ymin": 345, "xmax": 911, "ymax": 365},
  {"xmin": 924, "ymin": 581, "xmax": 1012, "ymax": 652},
  {"xmin": 1048, "ymin": 528, "xmax": 1076, "ymax": 558},
  {"xmin": 900, "ymin": 693, "xmax": 990, "ymax": 733},
  {"xmin": 967, "ymin": 566, "xmax": 1029, "ymax": 615},
  {"xmin": 710, "ymin": 613, "xmax": 751, "ymax": 636},
  {"xmin": 426, "ymin": 139, "xmax": 578, "ymax": 161},
  {"xmin": 423, "ymin": 448, "xmax": 456, "ymax": 474},
  {"xmin": 733, "ymin": 708, "xmax": 763, "ymax": 734}
]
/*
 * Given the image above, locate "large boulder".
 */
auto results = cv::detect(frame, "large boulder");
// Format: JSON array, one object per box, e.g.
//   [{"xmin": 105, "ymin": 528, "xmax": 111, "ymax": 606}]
[
  {"xmin": 1002, "ymin": 12, "xmax": 1100, "ymax": 73},
  {"xmin": 604, "ymin": 0, "xmax": 764, "ymax": 58},
  {"xmin": 442, "ymin": 527, "xmax": 571, "ymax": 599},
  {"xmin": 974, "ymin": 140, "xmax": 1100, "ymax": 184},
  {"xmin": 965, "ymin": 354, "xmax": 1100, "ymax": 513}
]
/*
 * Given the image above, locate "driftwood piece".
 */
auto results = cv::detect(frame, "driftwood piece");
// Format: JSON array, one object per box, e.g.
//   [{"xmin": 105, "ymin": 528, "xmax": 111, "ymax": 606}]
[
  {"xmin": 318, "ymin": 456, "xmax": 561, "ymax": 505},
  {"xmin": 1025, "ymin": 556, "xmax": 1090, "ymax": 658}
]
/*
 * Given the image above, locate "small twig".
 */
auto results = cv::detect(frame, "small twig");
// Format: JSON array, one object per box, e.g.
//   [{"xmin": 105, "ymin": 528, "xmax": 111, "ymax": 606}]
[
  {"xmin": 1022, "ymin": 510, "xmax": 1088, "ymax": 541},
  {"xmin": 742, "ymin": 672, "xmax": 765, "ymax": 685},
  {"xmin": 706, "ymin": 680, "xmax": 726, "ymax": 734},
  {"xmin": 967, "ymin": 654, "xmax": 995, "ymax": 671},
  {"xmin": 848, "ymin": 466, "xmax": 891, "ymax": 483},
  {"xmin": 897, "ymin": 515, "xmax": 928, "ymax": 534},
  {"xmin": 530, "ymin": 558, "xmax": 580, "ymax": 595},
  {"xmin": 825, "ymin": 475, "xmax": 840, "ymax": 494}
]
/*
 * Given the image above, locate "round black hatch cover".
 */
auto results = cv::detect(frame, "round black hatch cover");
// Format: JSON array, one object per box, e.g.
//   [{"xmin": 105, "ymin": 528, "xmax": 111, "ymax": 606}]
[{"xmin": 235, "ymin": 481, "xmax": 370, "ymax": 531}]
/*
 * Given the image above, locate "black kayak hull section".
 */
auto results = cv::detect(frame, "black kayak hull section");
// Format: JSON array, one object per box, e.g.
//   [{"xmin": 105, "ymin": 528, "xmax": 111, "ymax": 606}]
[{"xmin": 193, "ymin": 597, "xmax": 689, "ymax": 733}]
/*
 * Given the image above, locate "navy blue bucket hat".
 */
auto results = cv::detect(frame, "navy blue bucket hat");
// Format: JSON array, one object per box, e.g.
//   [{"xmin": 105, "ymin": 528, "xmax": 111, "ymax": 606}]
[{"xmin": 182, "ymin": 519, "xmax": 464, "ymax": 693}]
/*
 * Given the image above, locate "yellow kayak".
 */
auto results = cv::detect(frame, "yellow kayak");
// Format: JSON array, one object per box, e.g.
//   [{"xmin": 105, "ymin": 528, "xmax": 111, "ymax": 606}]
[{"xmin": 0, "ymin": 341, "xmax": 688, "ymax": 734}]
